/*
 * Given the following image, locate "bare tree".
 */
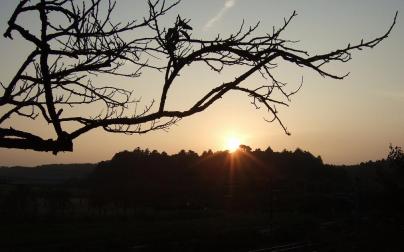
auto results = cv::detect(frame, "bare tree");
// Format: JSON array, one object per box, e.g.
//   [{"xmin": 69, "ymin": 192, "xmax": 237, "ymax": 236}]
[{"xmin": 0, "ymin": 0, "xmax": 397, "ymax": 154}]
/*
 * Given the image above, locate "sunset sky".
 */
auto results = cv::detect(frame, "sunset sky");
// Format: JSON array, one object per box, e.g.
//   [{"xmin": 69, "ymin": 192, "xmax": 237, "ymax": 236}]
[{"xmin": 0, "ymin": 0, "xmax": 403, "ymax": 166}]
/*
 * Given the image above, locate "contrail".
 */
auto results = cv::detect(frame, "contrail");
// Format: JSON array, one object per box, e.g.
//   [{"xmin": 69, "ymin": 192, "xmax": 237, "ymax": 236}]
[{"xmin": 204, "ymin": 0, "xmax": 236, "ymax": 30}]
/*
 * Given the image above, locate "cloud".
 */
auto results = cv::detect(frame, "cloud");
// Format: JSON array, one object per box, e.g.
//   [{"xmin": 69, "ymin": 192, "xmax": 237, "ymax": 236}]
[
  {"xmin": 204, "ymin": 0, "xmax": 236, "ymax": 30},
  {"xmin": 224, "ymin": 0, "xmax": 235, "ymax": 8}
]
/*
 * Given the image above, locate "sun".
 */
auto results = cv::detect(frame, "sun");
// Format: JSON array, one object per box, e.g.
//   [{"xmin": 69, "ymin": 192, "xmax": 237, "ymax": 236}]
[{"xmin": 226, "ymin": 137, "xmax": 240, "ymax": 153}]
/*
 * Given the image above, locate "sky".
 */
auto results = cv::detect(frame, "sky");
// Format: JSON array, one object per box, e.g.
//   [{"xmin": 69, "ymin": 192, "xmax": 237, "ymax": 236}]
[{"xmin": 0, "ymin": 0, "xmax": 403, "ymax": 166}]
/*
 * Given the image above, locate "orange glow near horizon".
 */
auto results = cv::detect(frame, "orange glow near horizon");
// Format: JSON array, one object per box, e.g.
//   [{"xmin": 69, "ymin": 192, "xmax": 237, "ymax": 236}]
[{"xmin": 0, "ymin": 1, "xmax": 403, "ymax": 167}]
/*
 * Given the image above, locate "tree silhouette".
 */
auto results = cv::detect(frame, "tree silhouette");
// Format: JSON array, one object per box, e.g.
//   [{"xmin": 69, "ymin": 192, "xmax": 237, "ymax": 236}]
[
  {"xmin": 388, "ymin": 144, "xmax": 404, "ymax": 165},
  {"xmin": 0, "ymin": 0, "xmax": 397, "ymax": 153},
  {"xmin": 387, "ymin": 144, "xmax": 404, "ymax": 177}
]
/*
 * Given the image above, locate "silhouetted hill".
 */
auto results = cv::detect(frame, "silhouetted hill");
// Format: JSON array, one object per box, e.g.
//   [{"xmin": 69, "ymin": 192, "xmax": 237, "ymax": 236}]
[
  {"xmin": 88, "ymin": 146, "xmax": 403, "ymax": 212},
  {"xmin": 0, "ymin": 163, "xmax": 95, "ymax": 184}
]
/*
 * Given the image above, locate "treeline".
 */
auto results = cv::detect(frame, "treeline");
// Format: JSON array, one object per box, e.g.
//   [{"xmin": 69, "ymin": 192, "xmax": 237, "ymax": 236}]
[
  {"xmin": 0, "ymin": 163, "xmax": 95, "ymax": 183},
  {"xmin": 88, "ymin": 146, "xmax": 404, "ymax": 215},
  {"xmin": 1, "ymin": 145, "xmax": 402, "ymax": 219}
]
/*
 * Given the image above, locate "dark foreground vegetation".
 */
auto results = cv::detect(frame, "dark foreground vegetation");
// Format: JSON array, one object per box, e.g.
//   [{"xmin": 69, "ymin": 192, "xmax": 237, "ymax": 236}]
[{"xmin": 1, "ymin": 146, "xmax": 403, "ymax": 251}]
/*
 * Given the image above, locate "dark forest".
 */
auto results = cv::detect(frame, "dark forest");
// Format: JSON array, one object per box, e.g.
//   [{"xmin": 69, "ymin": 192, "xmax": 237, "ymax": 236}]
[{"xmin": 1, "ymin": 145, "xmax": 403, "ymax": 251}]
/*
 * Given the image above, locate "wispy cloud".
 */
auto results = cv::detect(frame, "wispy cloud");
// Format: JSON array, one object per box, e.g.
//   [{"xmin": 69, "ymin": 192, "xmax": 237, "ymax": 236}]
[{"xmin": 204, "ymin": 0, "xmax": 236, "ymax": 30}]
